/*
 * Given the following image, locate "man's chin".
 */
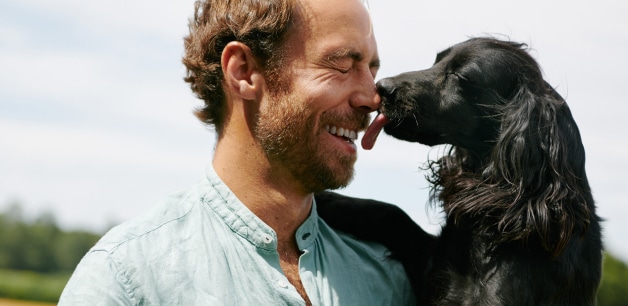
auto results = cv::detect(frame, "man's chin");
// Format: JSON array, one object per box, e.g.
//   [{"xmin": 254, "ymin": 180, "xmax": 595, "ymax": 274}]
[{"xmin": 306, "ymin": 167, "xmax": 355, "ymax": 193}]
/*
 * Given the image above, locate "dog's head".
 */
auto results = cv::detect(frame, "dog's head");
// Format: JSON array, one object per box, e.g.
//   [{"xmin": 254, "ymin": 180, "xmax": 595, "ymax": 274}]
[
  {"xmin": 371, "ymin": 37, "xmax": 546, "ymax": 155},
  {"xmin": 367, "ymin": 37, "xmax": 594, "ymax": 256}
]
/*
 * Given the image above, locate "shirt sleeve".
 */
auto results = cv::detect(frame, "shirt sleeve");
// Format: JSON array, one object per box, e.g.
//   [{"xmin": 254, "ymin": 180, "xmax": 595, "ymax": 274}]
[{"xmin": 58, "ymin": 250, "xmax": 133, "ymax": 306}]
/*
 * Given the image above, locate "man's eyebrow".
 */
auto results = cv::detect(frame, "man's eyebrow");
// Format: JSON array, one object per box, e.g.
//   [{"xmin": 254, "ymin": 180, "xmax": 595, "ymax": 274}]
[
  {"xmin": 326, "ymin": 47, "xmax": 381, "ymax": 68},
  {"xmin": 327, "ymin": 47, "xmax": 362, "ymax": 61},
  {"xmin": 370, "ymin": 57, "xmax": 381, "ymax": 69}
]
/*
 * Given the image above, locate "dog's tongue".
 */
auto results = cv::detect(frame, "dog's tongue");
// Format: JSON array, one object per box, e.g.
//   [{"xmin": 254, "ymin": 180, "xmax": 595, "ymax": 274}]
[{"xmin": 361, "ymin": 113, "xmax": 390, "ymax": 150}]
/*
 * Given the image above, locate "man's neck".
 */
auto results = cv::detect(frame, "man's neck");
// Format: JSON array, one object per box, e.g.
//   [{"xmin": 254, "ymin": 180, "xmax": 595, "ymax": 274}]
[{"xmin": 212, "ymin": 136, "xmax": 313, "ymax": 244}]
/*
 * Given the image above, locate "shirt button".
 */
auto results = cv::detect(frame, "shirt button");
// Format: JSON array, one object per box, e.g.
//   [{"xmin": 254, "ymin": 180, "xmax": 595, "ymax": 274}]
[
  {"xmin": 263, "ymin": 234, "xmax": 273, "ymax": 244},
  {"xmin": 277, "ymin": 280, "xmax": 289, "ymax": 289}
]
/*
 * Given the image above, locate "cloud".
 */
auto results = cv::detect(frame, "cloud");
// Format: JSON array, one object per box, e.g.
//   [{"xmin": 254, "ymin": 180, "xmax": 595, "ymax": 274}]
[{"xmin": 13, "ymin": 0, "xmax": 192, "ymax": 39}]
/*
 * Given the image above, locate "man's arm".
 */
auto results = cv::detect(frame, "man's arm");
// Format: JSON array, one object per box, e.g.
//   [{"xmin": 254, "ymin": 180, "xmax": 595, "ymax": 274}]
[{"xmin": 59, "ymin": 250, "xmax": 132, "ymax": 305}]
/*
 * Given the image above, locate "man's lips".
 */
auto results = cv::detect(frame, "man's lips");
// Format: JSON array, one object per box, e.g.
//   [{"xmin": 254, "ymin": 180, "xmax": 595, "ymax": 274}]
[{"xmin": 361, "ymin": 113, "xmax": 390, "ymax": 150}]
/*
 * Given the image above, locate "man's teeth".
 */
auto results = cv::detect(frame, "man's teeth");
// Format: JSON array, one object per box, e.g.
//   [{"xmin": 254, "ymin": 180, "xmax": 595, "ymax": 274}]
[{"xmin": 325, "ymin": 125, "xmax": 358, "ymax": 141}]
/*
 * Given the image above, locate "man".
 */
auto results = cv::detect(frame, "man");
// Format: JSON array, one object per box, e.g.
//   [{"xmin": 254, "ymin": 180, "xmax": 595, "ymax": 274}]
[{"xmin": 59, "ymin": 0, "xmax": 416, "ymax": 304}]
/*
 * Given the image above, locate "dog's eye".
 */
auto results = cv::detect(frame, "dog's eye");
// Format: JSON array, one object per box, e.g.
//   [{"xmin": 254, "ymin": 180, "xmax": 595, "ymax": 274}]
[
  {"xmin": 446, "ymin": 72, "xmax": 460, "ymax": 77},
  {"xmin": 449, "ymin": 72, "xmax": 474, "ymax": 86},
  {"xmin": 452, "ymin": 72, "xmax": 469, "ymax": 81}
]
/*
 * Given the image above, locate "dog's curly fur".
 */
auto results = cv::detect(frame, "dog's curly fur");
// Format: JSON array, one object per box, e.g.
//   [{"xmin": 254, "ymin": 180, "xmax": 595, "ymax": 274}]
[{"xmin": 316, "ymin": 37, "xmax": 602, "ymax": 305}]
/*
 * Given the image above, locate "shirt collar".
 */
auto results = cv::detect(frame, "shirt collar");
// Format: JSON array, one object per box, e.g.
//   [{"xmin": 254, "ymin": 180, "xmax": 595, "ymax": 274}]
[{"xmin": 200, "ymin": 163, "xmax": 319, "ymax": 251}]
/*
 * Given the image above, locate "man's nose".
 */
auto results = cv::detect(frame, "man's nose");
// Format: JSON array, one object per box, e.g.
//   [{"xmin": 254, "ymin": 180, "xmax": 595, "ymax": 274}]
[{"xmin": 350, "ymin": 76, "xmax": 381, "ymax": 113}]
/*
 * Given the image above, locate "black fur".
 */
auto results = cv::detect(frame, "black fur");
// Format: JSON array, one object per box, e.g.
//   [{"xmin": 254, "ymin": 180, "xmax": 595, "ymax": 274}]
[{"xmin": 316, "ymin": 37, "xmax": 602, "ymax": 305}]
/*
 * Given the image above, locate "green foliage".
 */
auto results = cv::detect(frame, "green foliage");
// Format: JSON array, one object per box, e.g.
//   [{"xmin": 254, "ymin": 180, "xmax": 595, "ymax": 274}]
[
  {"xmin": 0, "ymin": 202, "xmax": 102, "ymax": 302},
  {"xmin": 0, "ymin": 202, "xmax": 101, "ymax": 274},
  {"xmin": 598, "ymin": 252, "xmax": 628, "ymax": 306}
]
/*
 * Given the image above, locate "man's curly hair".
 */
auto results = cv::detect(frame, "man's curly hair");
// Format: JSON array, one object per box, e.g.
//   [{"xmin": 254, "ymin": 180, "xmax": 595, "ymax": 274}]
[{"xmin": 182, "ymin": 0, "xmax": 294, "ymax": 134}]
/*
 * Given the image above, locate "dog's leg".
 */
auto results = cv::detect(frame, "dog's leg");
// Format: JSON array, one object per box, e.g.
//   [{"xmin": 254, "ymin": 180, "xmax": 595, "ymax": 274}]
[{"xmin": 315, "ymin": 191, "xmax": 435, "ymax": 294}]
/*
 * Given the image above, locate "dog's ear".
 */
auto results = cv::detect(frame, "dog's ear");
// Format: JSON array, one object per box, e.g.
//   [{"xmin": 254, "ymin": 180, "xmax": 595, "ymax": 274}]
[{"xmin": 491, "ymin": 84, "xmax": 593, "ymax": 256}]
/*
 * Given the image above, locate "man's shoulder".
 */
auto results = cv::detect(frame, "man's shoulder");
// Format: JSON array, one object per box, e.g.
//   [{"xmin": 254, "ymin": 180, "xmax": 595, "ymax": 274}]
[{"xmin": 91, "ymin": 185, "xmax": 204, "ymax": 254}]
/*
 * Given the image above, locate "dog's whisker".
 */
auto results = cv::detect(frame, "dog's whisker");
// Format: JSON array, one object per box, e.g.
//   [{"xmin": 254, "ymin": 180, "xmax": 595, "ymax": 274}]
[{"xmin": 412, "ymin": 114, "xmax": 419, "ymax": 127}]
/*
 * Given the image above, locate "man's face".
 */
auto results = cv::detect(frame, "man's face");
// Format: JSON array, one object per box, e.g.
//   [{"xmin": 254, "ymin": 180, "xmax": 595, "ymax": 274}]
[{"xmin": 254, "ymin": 0, "xmax": 380, "ymax": 193}]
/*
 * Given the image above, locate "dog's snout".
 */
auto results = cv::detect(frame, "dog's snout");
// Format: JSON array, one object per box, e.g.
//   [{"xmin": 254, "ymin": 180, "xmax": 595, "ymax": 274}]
[{"xmin": 376, "ymin": 78, "xmax": 396, "ymax": 97}]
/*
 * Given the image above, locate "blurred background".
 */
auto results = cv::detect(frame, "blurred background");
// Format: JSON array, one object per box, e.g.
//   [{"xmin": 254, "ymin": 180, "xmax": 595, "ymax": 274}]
[{"xmin": 1, "ymin": 0, "xmax": 627, "ymax": 304}]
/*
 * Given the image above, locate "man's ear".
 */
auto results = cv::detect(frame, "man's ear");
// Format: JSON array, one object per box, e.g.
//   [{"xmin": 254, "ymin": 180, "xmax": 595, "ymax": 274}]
[{"xmin": 221, "ymin": 42, "xmax": 263, "ymax": 101}]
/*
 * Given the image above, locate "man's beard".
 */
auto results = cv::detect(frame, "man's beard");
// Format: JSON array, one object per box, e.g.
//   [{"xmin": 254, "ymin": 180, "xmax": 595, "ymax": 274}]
[{"xmin": 254, "ymin": 93, "xmax": 370, "ymax": 193}]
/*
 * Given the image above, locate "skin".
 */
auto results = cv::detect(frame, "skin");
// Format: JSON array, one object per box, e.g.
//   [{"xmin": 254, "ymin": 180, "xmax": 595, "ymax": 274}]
[{"xmin": 212, "ymin": 0, "xmax": 380, "ymax": 303}]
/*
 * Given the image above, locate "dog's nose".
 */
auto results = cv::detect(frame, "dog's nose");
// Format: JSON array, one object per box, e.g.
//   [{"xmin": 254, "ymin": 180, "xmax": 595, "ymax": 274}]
[{"xmin": 376, "ymin": 78, "xmax": 396, "ymax": 97}]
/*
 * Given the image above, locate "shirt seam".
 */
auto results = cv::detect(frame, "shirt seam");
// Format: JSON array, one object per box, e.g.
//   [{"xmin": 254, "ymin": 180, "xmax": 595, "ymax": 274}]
[
  {"xmin": 200, "ymin": 175, "xmax": 278, "ymax": 251},
  {"xmin": 99, "ymin": 198, "xmax": 197, "ymax": 255},
  {"xmin": 90, "ymin": 249, "xmax": 137, "ymax": 305}
]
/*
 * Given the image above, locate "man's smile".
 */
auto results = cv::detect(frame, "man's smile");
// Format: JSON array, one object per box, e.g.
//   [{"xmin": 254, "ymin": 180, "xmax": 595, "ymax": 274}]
[{"xmin": 325, "ymin": 125, "xmax": 358, "ymax": 144}]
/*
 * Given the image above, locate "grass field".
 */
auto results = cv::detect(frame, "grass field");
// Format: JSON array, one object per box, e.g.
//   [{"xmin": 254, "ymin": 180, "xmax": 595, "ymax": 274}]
[
  {"xmin": 0, "ymin": 270, "xmax": 68, "ymax": 304},
  {"xmin": 0, "ymin": 298, "xmax": 55, "ymax": 306}
]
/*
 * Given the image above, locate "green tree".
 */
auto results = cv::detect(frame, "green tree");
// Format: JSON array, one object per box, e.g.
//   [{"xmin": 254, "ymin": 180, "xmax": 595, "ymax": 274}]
[
  {"xmin": 0, "ymin": 202, "xmax": 100, "ymax": 273},
  {"xmin": 598, "ymin": 252, "xmax": 628, "ymax": 306},
  {"xmin": 54, "ymin": 230, "xmax": 101, "ymax": 271},
  {"xmin": 0, "ymin": 202, "xmax": 32, "ymax": 270}
]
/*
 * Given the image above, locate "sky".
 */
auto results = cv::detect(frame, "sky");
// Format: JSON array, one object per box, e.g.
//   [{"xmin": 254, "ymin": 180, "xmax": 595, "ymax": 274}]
[{"xmin": 1, "ymin": 0, "xmax": 627, "ymax": 262}]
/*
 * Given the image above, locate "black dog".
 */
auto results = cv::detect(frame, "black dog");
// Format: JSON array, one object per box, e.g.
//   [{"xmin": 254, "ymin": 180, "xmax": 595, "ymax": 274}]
[{"xmin": 317, "ymin": 37, "xmax": 602, "ymax": 305}]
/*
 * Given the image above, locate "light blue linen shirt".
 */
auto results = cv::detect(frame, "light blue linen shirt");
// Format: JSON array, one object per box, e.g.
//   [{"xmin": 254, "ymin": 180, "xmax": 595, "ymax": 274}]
[{"xmin": 59, "ymin": 165, "xmax": 416, "ymax": 305}]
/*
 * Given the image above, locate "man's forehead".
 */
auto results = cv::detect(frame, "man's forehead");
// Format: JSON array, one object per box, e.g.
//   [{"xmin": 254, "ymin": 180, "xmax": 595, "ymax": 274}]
[
  {"xmin": 295, "ymin": 0, "xmax": 370, "ymax": 24},
  {"xmin": 293, "ymin": 0, "xmax": 374, "ymax": 39},
  {"xmin": 288, "ymin": 0, "xmax": 378, "ymax": 62}
]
